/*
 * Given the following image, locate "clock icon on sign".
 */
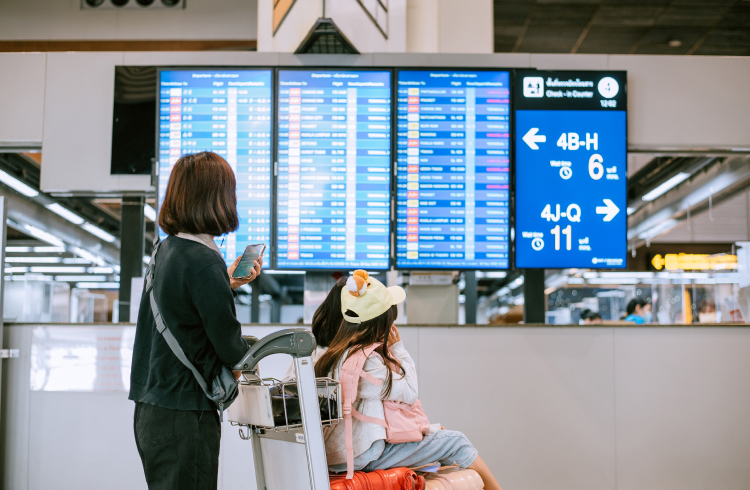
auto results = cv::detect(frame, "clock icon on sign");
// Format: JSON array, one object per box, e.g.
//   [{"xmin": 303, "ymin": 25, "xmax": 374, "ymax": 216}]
[
  {"xmin": 531, "ymin": 237, "xmax": 544, "ymax": 251},
  {"xmin": 598, "ymin": 77, "xmax": 619, "ymax": 98}
]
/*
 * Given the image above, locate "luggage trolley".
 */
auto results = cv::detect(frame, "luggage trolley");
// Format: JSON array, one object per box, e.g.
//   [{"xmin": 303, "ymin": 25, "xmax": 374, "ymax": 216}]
[{"xmin": 229, "ymin": 329, "xmax": 340, "ymax": 490}]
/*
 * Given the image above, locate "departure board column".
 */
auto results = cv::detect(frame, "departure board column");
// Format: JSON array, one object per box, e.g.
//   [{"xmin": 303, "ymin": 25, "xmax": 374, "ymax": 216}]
[
  {"xmin": 277, "ymin": 70, "xmax": 391, "ymax": 270},
  {"xmin": 158, "ymin": 70, "xmax": 273, "ymax": 264},
  {"xmin": 346, "ymin": 87, "xmax": 358, "ymax": 262},
  {"xmin": 396, "ymin": 70, "xmax": 511, "ymax": 270}
]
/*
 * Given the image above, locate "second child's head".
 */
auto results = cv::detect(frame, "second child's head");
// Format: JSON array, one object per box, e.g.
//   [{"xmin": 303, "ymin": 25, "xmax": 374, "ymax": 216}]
[
  {"xmin": 311, "ymin": 276, "xmax": 349, "ymax": 348},
  {"xmin": 315, "ymin": 270, "xmax": 406, "ymax": 398}
]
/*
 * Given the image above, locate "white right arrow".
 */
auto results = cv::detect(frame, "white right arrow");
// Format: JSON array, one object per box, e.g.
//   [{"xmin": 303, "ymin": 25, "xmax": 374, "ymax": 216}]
[
  {"xmin": 522, "ymin": 127, "xmax": 546, "ymax": 150},
  {"xmin": 596, "ymin": 199, "xmax": 620, "ymax": 222}
]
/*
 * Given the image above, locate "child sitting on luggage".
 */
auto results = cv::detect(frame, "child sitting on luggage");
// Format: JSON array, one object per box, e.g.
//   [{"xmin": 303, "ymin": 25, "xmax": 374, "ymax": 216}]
[{"xmin": 315, "ymin": 270, "xmax": 503, "ymax": 490}]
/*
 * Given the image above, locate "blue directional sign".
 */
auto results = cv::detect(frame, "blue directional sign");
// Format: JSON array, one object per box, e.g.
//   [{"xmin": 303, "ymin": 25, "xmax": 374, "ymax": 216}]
[{"xmin": 514, "ymin": 70, "xmax": 627, "ymax": 269}]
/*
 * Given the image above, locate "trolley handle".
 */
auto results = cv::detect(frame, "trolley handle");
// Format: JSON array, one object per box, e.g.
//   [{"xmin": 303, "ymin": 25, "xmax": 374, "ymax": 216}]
[{"xmin": 233, "ymin": 328, "xmax": 316, "ymax": 372}]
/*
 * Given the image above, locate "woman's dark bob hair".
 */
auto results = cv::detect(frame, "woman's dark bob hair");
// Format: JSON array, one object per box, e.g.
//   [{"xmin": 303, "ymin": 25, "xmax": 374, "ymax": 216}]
[{"xmin": 159, "ymin": 152, "xmax": 239, "ymax": 236}]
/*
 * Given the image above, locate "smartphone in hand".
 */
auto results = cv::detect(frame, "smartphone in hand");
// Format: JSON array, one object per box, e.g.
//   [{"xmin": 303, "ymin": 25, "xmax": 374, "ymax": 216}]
[{"xmin": 231, "ymin": 244, "xmax": 266, "ymax": 278}]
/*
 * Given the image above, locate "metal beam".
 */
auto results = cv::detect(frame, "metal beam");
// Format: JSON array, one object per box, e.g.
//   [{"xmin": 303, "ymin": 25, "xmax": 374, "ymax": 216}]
[
  {"xmin": 628, "ymin": 156, "xmax": 750, "ymax": 248},
  {"xmin": 119, "ymin": 197, "xmax": 145, "ymax": 322},
  {"xmin": 523, "ymin": 269, "xmax": 545, "ymax": 324},
  {"xmin": 464, "ymin": 271, "xmax": 477, "ymax": 324}
]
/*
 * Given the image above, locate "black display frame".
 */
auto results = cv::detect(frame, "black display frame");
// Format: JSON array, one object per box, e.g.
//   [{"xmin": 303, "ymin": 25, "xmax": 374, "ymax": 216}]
[
  {"xmin": 153, "ymin": 66, "xmax": 277, "ymax": 267},
  {"xmin": 273, "ymin": 66, "xmax": 396, "ymax": 272},
  {"xmin": 391, "ymin": 66, "xmax": 515, "ymax": 272}
]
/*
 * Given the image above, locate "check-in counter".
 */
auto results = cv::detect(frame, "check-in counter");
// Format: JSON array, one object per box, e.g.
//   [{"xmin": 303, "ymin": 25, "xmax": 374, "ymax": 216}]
[{"xmin": 2, "ymin": 322, "xmax": 750, "ymax": 490}]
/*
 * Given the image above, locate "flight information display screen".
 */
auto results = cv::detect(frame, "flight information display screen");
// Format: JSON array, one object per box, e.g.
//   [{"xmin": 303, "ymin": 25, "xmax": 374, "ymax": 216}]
[
  {"xmin": 157, "ymin": 69, "xmax": 273, "ymax": 264},
  {"xmin": 514, "ymin": 70, "xmax": 627, "ymax": 269},
  {"xmin": 395, "ymin": 70, "xmax": 511, "ymax": 270},
  {"xmin": 276, "ymin": 70, "xmax": 392, "ymax": 270}
]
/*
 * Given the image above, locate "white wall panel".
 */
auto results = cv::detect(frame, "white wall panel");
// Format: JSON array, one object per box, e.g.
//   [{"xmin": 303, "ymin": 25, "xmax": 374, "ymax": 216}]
[
  {"xmin": 0, "ymin": 0, "xmax": 257, "ymax": 41},
  {"xmin": 437, "ymin": 0, "xmax": 493, "ymax": 54},
  {"xmin": 22, "ymin": 52, "xmax": 750, "ymax": 193},
  {"xmin": 40, "ymin": 52, "xmax": 152, "ymax": 194},
  {"xmin": 614, "ymin": 327, "xmax": 750, "ymax": 490},
  {"xmin": 122, "ymin": 51, "xmax": 281, "ymax": 67},
  {"xmin": 0, "ymin": 53, "xmax": 46, "ymax": 146},
  {"xmin": 417, "ymin": 327, "xmax": 617, "ymax": 490},
  {"xmin": 609, "ymin": 55, "xmax": 750, "ymax": 150},
  {"xmin": 4, "ymin": 324, "xmax": 750, "ymax": 489}
]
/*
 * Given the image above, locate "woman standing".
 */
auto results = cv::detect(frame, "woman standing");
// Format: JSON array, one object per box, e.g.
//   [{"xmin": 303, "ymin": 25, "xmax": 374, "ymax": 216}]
[{"xmin": 129, "ymin": 152, "xmax": 261, "ymax": 489}]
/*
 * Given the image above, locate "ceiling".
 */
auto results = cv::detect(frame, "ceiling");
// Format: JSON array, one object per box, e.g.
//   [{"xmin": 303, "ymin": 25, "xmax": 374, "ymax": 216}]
[{"xmin": 494, "ymin": 0, "xmax": 750, "ymax": 55}]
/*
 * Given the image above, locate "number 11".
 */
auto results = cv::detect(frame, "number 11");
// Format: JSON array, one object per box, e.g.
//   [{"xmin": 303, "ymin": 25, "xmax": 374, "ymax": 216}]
[{"xmin": 550, "ymin": 225, "xmax": 572, "ymax": 251}]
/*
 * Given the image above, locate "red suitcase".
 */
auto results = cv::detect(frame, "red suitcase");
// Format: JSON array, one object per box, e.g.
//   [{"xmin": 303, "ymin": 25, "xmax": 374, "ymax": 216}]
[{"xmin": 329, "ymin": 467, "xmax": 425, "ymax": 490}]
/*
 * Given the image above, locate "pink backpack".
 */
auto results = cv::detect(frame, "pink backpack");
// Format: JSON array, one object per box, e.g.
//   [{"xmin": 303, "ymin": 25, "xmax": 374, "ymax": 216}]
[{"xmin": 340, "ymin": 343, "xmax": 431, "ymax": 479}]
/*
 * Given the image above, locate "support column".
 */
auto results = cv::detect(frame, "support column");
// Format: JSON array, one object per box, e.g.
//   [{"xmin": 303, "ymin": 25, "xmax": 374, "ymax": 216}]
[
  {"xmin": 523, "ymin": 269, "xmax": 546, "ymax": 324},
  {"xmin": 251, "ymin": 281, "xmax": 261, "ymax": 323},
  {"xmin": 119, "ymin": 196, "xmax": 145, "ymax": 323},
  {"xmin": 464, "ymin": 271, "xmax": 477, "ymax": 324}
]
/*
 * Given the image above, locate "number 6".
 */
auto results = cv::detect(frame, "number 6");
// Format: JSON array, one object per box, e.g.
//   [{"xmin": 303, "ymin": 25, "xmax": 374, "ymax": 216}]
[{"xmin": 589, "ymin": 154, "xmax": 604, "ymax": 180}]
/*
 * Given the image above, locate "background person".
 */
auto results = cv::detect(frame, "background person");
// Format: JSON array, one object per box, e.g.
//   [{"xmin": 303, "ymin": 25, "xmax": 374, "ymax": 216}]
[
  {"xmin": 580, "ymin": 309, "xmax": 603, "ymax": 324},
  {"xmin": 129, "ymin": 152, "xmax": 261, "ymax": 490},
  {"xmin": 624, "ymin": 297, "xmax": 651, "ymax": 324}
]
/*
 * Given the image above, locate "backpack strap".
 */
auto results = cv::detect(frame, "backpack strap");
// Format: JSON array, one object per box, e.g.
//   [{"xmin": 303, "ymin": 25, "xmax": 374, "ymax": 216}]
[{"xmin": 340, "ymin": 343, "xmax": 388, "ymax": 480}]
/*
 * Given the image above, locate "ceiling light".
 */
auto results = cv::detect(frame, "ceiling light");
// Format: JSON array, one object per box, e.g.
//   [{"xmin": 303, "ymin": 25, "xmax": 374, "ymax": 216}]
[
  {"xmin": 88, "ymin": 267, "xmax": 114, "ymax": 274},
  {"xmin": 668, "ymin": 39, "xmax": 682, "ymax": 48},
  {"xmin": 144, "ymin": 204, "xmax": 157, "ymax": 222},
  {"xmin": 485, "ymin": 271, "xmax": 507, "ymax": 279},
  {"xmin": 23, "ymin": 224, "xmax": 65, "ymax": 247},
  {"xmin": 46, "ymin": 203, "xmax": 85, "ymax": 225},
  {"xmin": 6, "ymin": 257, "xmax": 61, "ymax": 263},
  {"xmin": 142, "ymin": 255, "xmax": 151, "ymax": 264},
  {"xmin": 72, "ymin": 247, "xmax": 106, "ymax": 266},
  {"xmin": 642, "ymin": 173, "xmax": 690, "ymax": 201},
  {"xmin": 627, "ymin": 207, "xmax": 635, "ymax": 216},
  {"xmin": 509, "ymin": 276, "xmax": 524, "ymax": 289},
  {"xmin": 34, "ymin": 246, "xmax": 65, "ymax": 253},
  {"xmin": 583, "ymin": 271, "xmax": 598, "ymax": 278},
  {"xmin": 498, "ymin": 286, "xmax": 511, "ymax": 296},
  {"xmin": 82, "ymin": 223, "xmax": 116, "ymax": 243},
  {"xmin": 6, "ymin": 246, "xmax": 31, "ymax": 252},
  {"xmin": 6, "ymin": 267, "xmax": 29, "ymax": 273},
  {"xmin": 0, "ymin": 169, "xmax": 38, "ymax": 197},
  {"xmin": 567, "ymin": 277, "xmax": 585, "ymax": 284},
  {"xmin": 30, "ymin": 266, "xmax": 87, "ymax": 273},
  {"xmin": 55, "ymin": 275, "xmax": 108, "ymax": 282},
  {"xmin": 513, "ymin": 296, "xmax": 525, "ymax": 305},
  {"xmin": 63, "ymin": 258, "xmax": 91, "ymax": 264},
  {"xmin": 76, "ymin": 282, "xmax": 120, "ymax": 289}
]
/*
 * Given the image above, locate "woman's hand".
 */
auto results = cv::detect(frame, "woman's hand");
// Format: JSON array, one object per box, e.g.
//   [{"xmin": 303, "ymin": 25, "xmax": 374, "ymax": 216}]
[
  {"xmin": 228, "ymin": 255, "xmax": 262, "ymax": 290},
  {"xmin": 388, "ymin": 325, "xmax": 401, "ymax": 345}
]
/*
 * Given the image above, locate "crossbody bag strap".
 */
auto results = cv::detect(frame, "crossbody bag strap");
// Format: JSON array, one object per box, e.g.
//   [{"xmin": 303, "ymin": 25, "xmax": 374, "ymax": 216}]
[{"xmin": 145, "ymin": 235, "xmax": 212, "ymax": 398}]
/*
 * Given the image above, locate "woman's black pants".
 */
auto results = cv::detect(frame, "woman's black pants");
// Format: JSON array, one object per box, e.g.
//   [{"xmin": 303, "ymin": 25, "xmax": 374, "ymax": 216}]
[{"xmin": 134, "ymin": 402, "xmax": 221, "ymax": 490}]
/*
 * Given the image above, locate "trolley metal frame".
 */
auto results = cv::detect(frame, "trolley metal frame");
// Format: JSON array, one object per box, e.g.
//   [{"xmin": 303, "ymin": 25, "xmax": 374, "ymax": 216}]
[{"xmin": 230, "ymin": 329, "xmax": 339, "ymax": 490}]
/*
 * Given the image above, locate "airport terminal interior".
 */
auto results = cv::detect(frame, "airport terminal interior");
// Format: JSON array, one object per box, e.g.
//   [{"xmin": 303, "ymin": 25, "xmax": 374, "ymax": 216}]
[{"xmin": 1, "ymin": 0, "xmax": 750, "ymax": 489}]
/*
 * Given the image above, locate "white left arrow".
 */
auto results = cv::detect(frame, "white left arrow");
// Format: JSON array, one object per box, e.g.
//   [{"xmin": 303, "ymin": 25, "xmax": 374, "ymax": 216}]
[
  {"xmin": 522, "ymin": 128, "xmax": 546, "ymax": 150},
  {"xmin": 596, "ymin": 199, "xmax": 620, "ymax": 222}
]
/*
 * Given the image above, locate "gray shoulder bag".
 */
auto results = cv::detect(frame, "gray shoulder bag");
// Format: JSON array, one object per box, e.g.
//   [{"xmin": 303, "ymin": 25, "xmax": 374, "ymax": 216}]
[{"xmin": 145, "ymin": 237, "xmax": 240, "ymax": 421}]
